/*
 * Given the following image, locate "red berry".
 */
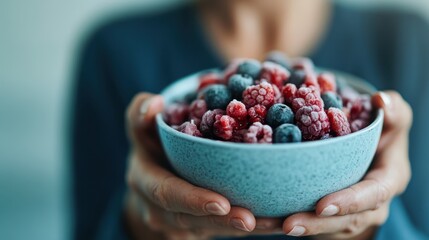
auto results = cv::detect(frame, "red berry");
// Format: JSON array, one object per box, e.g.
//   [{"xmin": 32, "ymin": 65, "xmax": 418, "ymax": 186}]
[
  {"xmin": 291, "ymin": 58, "xmax": 314, "ymax": 72},
  {"xmin": 272, "ymin": 84, "xmax": 284, "ymax": 103},
  {"xmin": 164, "ymin": 103, "xmax": 189, "ymax": 126},
  {"xmin": 242, "ymin": 82, "xmax": 276, "ymax": 107},
  {"xmin": 350, "ymin": 119, "xmax": 369, "ymax": 132},
  {"xmin": 260, "ymin": 61, "xmax": 290, "ymax": 88},
  {"xmin": 327, "ymin": 108, "xmax": 351, "ymax": 136},
  {"xmin": 293, "ymin": 86, "xmax": 323, "ymax": 111},
  {"xmin": 317, "ymin": 72, "xmax": 337, "ymax": 93},
  {"xmin": 243, "ymin": 122, "xmax": 273, "ymax": 143},
  {"xmin": 247, "ymin": 104, "xmax": 268, "ymax": 123},
  {"xmin": 189, "ymin": 99, "xmax": 208, "ymax": 119},
  {"xmin": 303, "ymin": 72, "xmax": 319, "ymax": 89},
  {"xmin": 177, "ymin": 121, "xmax": 202, "ymax": 137},
  {"xmin": 282, "ymin": 83, "xmax": 297, "ymax": 105},
  {"xmin": 213, "ymin": 115, "xmax": 238, "ymax": 140},
  {"xmin": 226, "ymin": 100, "xmax": 247, "ymax": 121},
  {"xmin": 223, "ymin": 58, "xmax": 245, "ymax": 84},
  {"xmin": 295, "ymin": 106, "xmax": 330, "ymax": 140},
  {"xmin": 200, "ymin": 109, "xmax": 225, "ymax": 136},
  {"xmin": 198, "ymin": 72, "xmax": 222, "ymax": 91},
  {"xmin": 231, "ymin": 129, "xmax": 247, "ymax": 142}
]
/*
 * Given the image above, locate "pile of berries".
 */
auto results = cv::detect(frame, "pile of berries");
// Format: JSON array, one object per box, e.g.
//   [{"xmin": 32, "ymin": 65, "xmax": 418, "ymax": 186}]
[{"xmin": 164, "ymin": 53, "xmax": 374, "ymax": 144}]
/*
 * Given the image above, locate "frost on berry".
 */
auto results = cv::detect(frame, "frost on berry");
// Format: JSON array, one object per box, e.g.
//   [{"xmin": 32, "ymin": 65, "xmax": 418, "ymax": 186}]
[
  {"xmin": 242, "ymin": 82, "xmax": 275, "ymax": 107},
  {"xmin": 200, "ymin": 109, "xmax": 225, "ymax": 136},
  {"xmin": 198, "ymin": 72, "xmax": 222, "ymax": 91},
  {"xmin": 177, "ymin": 121, "xmax": 202, "ymax": 137},
  {"xmin": 223, "ymin": 58, "xmax": 245, "ymax": 84},
  {"xmin": 295, "ymin": 106, "xmax": 330, "ymax": 140},
  {"xmin": 317, "ymin": 72, "xmax": 337, "ymax": 93},
  {"xmin": 282, "ymin": 83, "xmax": 297, "ymax": 105},
  {"xmin": 213, "ymin": 115, "xmax": 238, "ymax": 140},
  {"xmin": 247, "ymin": 104, "xmax": 268, "ymax": 123},
  {"xmin": 327, "ymin": 107, "xmax": 351, "ymax": 136},
  {"xmin": 243, "ymin": 122, "xmax": 273, "ymax": 143},
  {"xmin": 260, "ymin": 61, "xmax": 290, "ymax": 88},
  {"xmin": 164, "ymin": 103, "xmax": 189, "ymax": 125},
  {"xmin": 226, "ymin": 100, "xmax": 247, "ymax": 121},
  {"xmin": 189, "ymin": 99, "xmax": 208, "ymax": 119}
]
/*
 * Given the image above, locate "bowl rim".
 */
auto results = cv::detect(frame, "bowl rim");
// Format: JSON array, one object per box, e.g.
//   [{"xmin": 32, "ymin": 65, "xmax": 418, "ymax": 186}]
[{"xmin": 156, "ymin": 69, "xmax": 384, "ymax": 150}]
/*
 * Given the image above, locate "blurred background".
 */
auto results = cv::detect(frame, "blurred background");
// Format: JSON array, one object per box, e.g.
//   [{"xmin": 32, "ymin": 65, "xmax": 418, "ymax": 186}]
[{"xmin": 0, "ymin": 0, "xmax": 428, "ymax": 239}]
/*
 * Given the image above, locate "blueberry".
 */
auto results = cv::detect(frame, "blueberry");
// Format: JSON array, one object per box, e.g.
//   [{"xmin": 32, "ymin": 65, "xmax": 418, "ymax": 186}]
[
  {"xmin": 266, "ymin": 103, "xmax": 294, "ymax": 128},
  {"xmin": 288, "ymin": 70, "xmax": 306, "ymax": 86},
  {"xmin": 237, "ymin": 60, "xmax": 262, "ymax": 79},
  {"xmin": 228, "ymin": 74, "xmax": 253, "ymax": 99},
  {"xmin": 204, "ymin": 84, "xmax": 232, "ymax": 110},
  {"xmin": 265, "ymin": 51, "xmax": 291, "ymax": 70},
  {"xmin": 274, "ymin": 123, "xmax": 302, "ymax": 143},
  {"xmin": 184, "ymin": 91, "xmax": 197, "ymax": 104},
  {"xmin": 321, "ymin": 92, "xmax": 343, "ymax": 110}
]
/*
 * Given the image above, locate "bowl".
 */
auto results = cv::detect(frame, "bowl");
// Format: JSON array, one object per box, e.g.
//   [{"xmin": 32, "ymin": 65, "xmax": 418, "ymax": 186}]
[{"xmin": 156, "ymin": 70, "xmax": 383, "ymax": 217}]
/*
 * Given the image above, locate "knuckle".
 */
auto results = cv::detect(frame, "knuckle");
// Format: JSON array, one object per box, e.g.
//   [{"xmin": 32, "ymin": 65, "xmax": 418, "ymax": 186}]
[
  {"xmin": 174, "ymin": 213, "xmax": 190, "ymax": 229},
  {"xmin": 345, "ymin": 214, "xmax": 365, "ymax": 235},
  {"xmin": 344, "ymin": 187, "xmax": 360, "ymax": 214},
  {"xmin": 151, "ymin": 180, "xmax": 171, "ymax": 211},
  {"xmin": 376, "ymin": 181, "xmax": 391, "ymax": 209}
]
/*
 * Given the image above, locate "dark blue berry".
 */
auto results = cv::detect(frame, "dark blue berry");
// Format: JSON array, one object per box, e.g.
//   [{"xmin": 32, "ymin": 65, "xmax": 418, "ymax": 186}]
[
  {"xmin": 322, "ymin": 92, "xmax": 343, "ymax": 110},
  {"xmin": 274, "ymin": 123, "xmax": 302, "ymax": 143},
  {"xmin": 184, "ymin": 91, "xmax": 197, "ymax": 104},
  {"xmin": 237, "ymin": 60, "xmax": 262, "ymax": 79},
  {"xmin": 204, "ymin": 84, "xmax": 232, "ymax": 110},
  {"xmin": 288, "ymin": 70, "xmax": 306, "ymax": 86},
  {"xmin": 228, "ymin": 74, "xmax": 253, "ymax": 99},
  {"xmin": 266, "ymin": 103, "xmax": 294, "ymax": 128},
  {"xmin": 265, "ymin": 51, "xmax": 291, "ymax": 70}
]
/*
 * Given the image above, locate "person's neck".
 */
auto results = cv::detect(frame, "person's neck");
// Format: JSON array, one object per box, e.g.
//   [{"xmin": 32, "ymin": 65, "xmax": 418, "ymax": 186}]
[{"xmin": 198, "ymin": 0, "xmax": 331, "ymax": 61}]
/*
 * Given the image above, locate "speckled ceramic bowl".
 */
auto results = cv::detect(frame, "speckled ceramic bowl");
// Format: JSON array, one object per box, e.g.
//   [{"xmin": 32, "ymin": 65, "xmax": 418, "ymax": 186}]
[{"xmin": 156, "ymin": 70, "xmax": 383, "ymax": 217}]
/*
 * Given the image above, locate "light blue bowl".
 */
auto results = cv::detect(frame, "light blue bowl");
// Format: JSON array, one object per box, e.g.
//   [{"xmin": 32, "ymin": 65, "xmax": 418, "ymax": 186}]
[{"xmin": 156, "ymin": 70, "xmax": 383, "ymax": 217}]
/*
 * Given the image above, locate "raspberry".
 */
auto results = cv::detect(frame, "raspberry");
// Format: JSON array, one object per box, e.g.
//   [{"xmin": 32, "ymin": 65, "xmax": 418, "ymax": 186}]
[
  {"xmin": 282, "ymin": 83, "xmax": 297, "ymax": 105},
  {"xmin": 274, "ymin": 123, "xmax": 302, "ymax": 143},
  {"xmin": 288, "ymin": 70, "xmax": 306, "ymax": 86},
  {"xmin": 260, "ymin": 61, "xmax": 290, "ymax": 88},
  {"xmin": 265, "ymin": 51, "xmax": 291, "ymax": 70},
  {"xmin": 213, "ymin": 115, "xmax": 238, "ymax": 140},
  {"xmin": 243, "ymin": 122, "xmax": 273, "ymax": 143},
  {"xmin": 292, "ymin": 85, "xmax": 323, "ymax": 111},
  {"xmin": 266, "ymin": 103, "xmax": 294, "ymax": 128},
  {"xmin": 164, "ymin": 103, "xmax": 189, "ymax": 126},
  {"xmin": 291, "ymin": 58, "xmax": 314, "ymax": 72},
  {"xmin": 237, "ymin": 59, "xmax": 262, "ymax": 79},
  {"xmin": 317, "ymin": 72, "xmax": 337, "ymax": 93},
  {"xmin": 295, "ymin": 105, "xmax": 330, "ymax": 140},
  {"xmin": 242, "ymin": 82, "xmax": 275, "ymax": 107},
  {"xmin": 223, "ymin": 58, "xmax": 244, "ymax": 83},
  {"xmin": 177, "ymin": 121, "xmax": 202, "ymax": 137},
  {"xmin": 231, "ymin": 129, "xmax": 247, "ymax": 142},
  {"xmin": 303, "ymin": 72, "xmax": 319, "ymax": 88},
  {"xmin": 189, "ymin": 99, "xmax": 208, "ymax": 119},
  {"xmin": 272, "ymin": 83, "xmax": 284, "ymax": 103},
  {"xmin": 226, "ymin": 100, "xmax": 247, "ymax": 121},
  {"xmin": 247, "ymin": 104, "xmax": 268, "ymax": 123},
  {"xmin": 198, "ymin": 72, "xmax": 222, "ymax": 91},
  {"xmin": 350, "ymin": 119, "xmax": 366, "ymax": 133},
  {"xmin": 321, "ymin": 92, "xmax": 343, "ymax": 110},
  {"xmin": 327, "ymin": 108, "xmax": 351, "ymax": 136},
  {"xmin": 204, "ymin": 85, "xmax": 232, "ymax": 110},
  {"xmin": 347, "ymin": 95, "xmax": 372, "ymax": 132},
  {"xmin": 228, "ymin": 74, "xmax": 253, "ymax": 99},
  {"xmin": 200, "ymin": 109, "xmax": 225, "ymax": 136}
]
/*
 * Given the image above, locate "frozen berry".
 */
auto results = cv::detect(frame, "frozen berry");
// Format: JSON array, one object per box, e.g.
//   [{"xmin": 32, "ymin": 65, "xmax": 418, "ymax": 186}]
[
  {"xmin": 317, "ymin": 72, "xmax": 337, "ymax": 93},
  {"xmin": 200, "ymin": 109, "xmax": 225, "ymax": 136},
  {"xmin": 177, "ymin": 121, "xmax": 202, "ymax": 137},
  {"xmin": 164, "ymin": 103, "xmax": 189, "ymax": 126},
  {"xmin": 184, "ymin": 92, "xmax": 197, "ymax": 104},
  {"xmin": 292, "ymin": 85, "xmax": 323, "ymax": 111},
  {"xmin": 242, "ymin": 82, "xmax": 275, "ymax": 107},
  {"xmin": 320, "ymin": 133, "xmax": 333, "ymax": 140},
  {"xmin": 237, "ymin": 59, "xmax": 262, "ymax": 79},
  {"xmin": 248, "ymin": 104, "xmax": 268, "ymax": 123},
  {"xmin": 321, "ymin": 92, "xmax": 343, "ymax": 110},
  {"xmin": 226, "ymin": 100, "xmax": 247, "ymax": 121},
  {"xmin": 295, "ymin": 105, "xmax": 330, "ymax": 140},
  {"xmin": 228, "ymin": 74, "xmax": 253, "ymax": 99},
  {"xmin": 266, "ymin": 103, "xmax": 294, "ymax": 128},
  {"xmin": 303, "ymin": 72, "xmax": 319, "ymax": 88},
  {"xmin": 260, "ymin": 61, "xmax": 290, "ymax": 88},
  {"xmin": 189, "ymin": 99, "xmax": 208, "ymax": 119},
  {"xmin": 291, "ymin": 58, "xmax": 314, "ymax": 72},
  {"xmin": 327, "ymin": 108, "xmax": 351, "ymax": 136},
  {"xmin": 243, "ymin": 122, "xmax": 273, "ymax": 143},
  {"xmin": 265, "ymin": 51, "xmax": 291, "ymax": 70},
  {"xmin": 223, "ymin": 58, "xmax": 244, "ymax": 83},
  {"xmin": 204, "ymin": 85, "xmax": 232, "ymax": 110},
  {"xmin": 272, "ymin": 84, "xmax": 284, "ymax": 103},
  {"xmin": 282, "ymin": 83, "xmax": 297, "ymax": 105},
  {"xmin": 198, "ymin": 72, "xmax": 222, "ymax": 91},
  {"xmin": 350, "ymin": 119, "xmax": 367, "ymax": 132},
  {"xmin": 274, "ymin": 123, "xmax": 302, "ymax": 143},
  {"xmin": 288, "ymin": 70, "xmax": 306, "ymax": 87},
  {"xmin": 213, "ymin": 115, "xmax": 238, "ymax": 140},
  {"xmin": 231, "ymin": 129, "xmax": 247, "ymax": 142}
]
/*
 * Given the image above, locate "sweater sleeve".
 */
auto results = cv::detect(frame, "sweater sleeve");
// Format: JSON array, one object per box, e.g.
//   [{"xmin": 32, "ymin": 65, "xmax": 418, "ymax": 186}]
[{"xmin": 70, "ymin": 28, "xmax": 130, "ymax": 240}]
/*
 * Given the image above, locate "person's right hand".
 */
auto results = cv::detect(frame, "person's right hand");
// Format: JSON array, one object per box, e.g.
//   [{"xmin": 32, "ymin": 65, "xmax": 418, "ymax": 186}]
[{"xmin": 124, "ymin": 93, "xmax": 282, "ymax": 240}]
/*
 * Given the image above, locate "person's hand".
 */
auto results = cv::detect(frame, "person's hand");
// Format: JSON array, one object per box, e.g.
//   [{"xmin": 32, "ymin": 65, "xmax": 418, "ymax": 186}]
[
  {"xmin": 124, "ymin": 93, "xmax": 282, "ymax": 240},
  {"xmin": 282, "ymin": 91, "xmax": 413, "ymax": 239}
]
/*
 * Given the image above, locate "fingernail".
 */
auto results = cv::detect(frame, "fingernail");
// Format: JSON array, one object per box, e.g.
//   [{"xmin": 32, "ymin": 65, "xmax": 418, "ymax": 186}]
[
  {"xmin": 140, "ymin": 97, "xmax": 154, "ymax": 116},
  {"xmin": 205, "ymin": 202, "xmax": 228, "ymax": 215},
  {"xmin": 230, "ymin": 218, "xmax": 250, "ymax": 232},
  {"xmin": 379, "ymin": 92, "xmax": 391, "ymax": 109},
  {"xmin": 320, "ymin": 204, "xmax": 339, "ymax": 217},
  {"xmin": 287, "ymin": 225, "xmax": 306, "ymax": 236}
]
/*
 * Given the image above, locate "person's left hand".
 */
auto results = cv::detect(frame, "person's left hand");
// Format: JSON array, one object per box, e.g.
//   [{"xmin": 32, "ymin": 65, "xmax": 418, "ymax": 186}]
[{"xmin": 282, "ymin": 91, "xmax": 413, "ymax": 239}]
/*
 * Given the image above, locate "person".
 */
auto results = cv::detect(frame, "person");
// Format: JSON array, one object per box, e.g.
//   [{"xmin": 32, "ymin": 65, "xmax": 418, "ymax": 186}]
[{"xmin": 71, "ymin": 0, "xmax": 429, "ymax": 239}]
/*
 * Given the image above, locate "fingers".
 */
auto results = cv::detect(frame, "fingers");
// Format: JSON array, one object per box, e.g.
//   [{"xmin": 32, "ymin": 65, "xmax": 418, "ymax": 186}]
[
  {"xmin": 127, "ymin": 152, "xmax": 231, "ymax": 217},
  {"xmin": 283, "ymin": 204, "xmax": 389, "ymax": 237}
]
